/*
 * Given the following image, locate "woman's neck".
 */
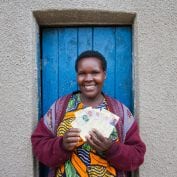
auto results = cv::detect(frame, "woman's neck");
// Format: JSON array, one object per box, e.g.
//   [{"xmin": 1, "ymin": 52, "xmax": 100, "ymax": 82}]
[{"xmin": 80, "ymin": 93, "xmax": 104, "ymax": 107}]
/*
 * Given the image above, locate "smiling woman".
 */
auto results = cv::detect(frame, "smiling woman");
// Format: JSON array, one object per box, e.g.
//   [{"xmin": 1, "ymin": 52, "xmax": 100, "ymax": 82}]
[{"xmin": 31, "ymin": 50, "xmax": 146, "ymax": 177}]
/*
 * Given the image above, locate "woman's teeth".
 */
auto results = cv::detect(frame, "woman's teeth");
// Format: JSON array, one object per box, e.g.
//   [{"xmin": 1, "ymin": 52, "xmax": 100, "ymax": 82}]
[{"xmin": 84, "ymin": 85, "xmax": 95, "ymax": 89}]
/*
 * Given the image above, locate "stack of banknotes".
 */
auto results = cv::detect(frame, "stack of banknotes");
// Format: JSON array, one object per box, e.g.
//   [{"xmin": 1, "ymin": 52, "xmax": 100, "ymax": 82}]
[{"xmin": 72, "ymin": 107, "xmax": 120, "ymax": 141}]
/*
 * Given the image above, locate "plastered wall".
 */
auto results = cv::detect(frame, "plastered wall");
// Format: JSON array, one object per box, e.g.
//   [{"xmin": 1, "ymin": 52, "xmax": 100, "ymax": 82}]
[{"xmin": 0, "ymin": 0, "xmax": 177, "ymax": 177}]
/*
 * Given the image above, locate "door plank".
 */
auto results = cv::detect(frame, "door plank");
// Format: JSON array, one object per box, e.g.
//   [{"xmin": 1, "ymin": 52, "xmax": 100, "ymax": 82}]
[
  {"xmin": 42, "ymin": 29, "xmax": 59, "ymax": 114},
  {"xmin": 115, "ymin": 27, "xmax": 133, "ymax": 111},
  {"xmin": 93, "ymin": 27, "xmax": 116, "ymax": 98},
  {"xmin": 58, "ymin": 28, "xmax": 78, "ymax": 98}
]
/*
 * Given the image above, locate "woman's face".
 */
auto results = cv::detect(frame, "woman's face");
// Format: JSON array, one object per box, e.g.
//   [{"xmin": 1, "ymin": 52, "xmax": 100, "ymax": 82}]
[{"xmin": 77, "ymin": 57, "xmax": 106, "ymax": 99}]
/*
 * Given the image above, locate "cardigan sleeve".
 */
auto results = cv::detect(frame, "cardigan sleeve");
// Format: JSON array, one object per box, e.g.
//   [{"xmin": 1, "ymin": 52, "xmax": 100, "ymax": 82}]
[
  {"xmin": 31, "ymin": 118, "xmax": 72, "ymax": 168},
  {"xmin": 104, "ymin": 102, "xmax": 146, "ymax": 171},
  {"xmin": 105, "ymin": 120, "xmax": 146, "ymax": 171},
  {"xmin": 31, "ymin": 98, "xmax": 72, "ymax": 168}
]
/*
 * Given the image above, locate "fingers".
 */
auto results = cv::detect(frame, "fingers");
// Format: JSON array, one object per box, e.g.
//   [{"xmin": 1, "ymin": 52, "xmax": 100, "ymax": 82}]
[
  {"xmin": 86, "ymin": 135, "xmax": 103, "ymax": 152},
  {"xmin": 63, "ymin": 128, "xmax": 112, "ymax": 152},
  {"xmin": 65, "ymin": 129, "xmax": 80, "ymax": 137},
  {"xmin": 91, "ymin": 129, "xmax": 106, "ymax": 142},
  {"xmin": 87, "ymin": 129, "xmax": 106, "ymax": 151},
  {"xmin": 63, "ymin": 128, "xmax": 81, "ymax": 151},
  {"xmin": 64, "ymin": 128, "xmax": 80, "ymax": 138},
  {"xmin": 86, "ymin": 129, "xmax": 113, "ymax": 152},
  {"xmin": 67, "ymin": 128, "xmax": 81, "ymax": 134}
]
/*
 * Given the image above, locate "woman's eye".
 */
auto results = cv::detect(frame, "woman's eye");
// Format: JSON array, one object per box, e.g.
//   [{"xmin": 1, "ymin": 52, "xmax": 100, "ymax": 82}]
[
  {"xmin": 92, "ymin": 71, "xmax": 99, "ymax": 75},
  {"xmin": 78, "ymin": 72, "xmax": 85, "ymax": 76}
]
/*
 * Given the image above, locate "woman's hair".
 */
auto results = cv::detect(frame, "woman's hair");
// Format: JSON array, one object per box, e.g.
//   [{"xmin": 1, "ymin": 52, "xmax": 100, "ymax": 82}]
[{"xmin": 75, "ymin": 50, "xmax": 107, "ymax": 72}]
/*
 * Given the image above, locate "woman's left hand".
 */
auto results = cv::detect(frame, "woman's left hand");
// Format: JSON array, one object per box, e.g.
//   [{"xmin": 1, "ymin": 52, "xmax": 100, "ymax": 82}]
[{"xmin": 85, "ymin": 129, "xmax": 113, "ymax": 152}]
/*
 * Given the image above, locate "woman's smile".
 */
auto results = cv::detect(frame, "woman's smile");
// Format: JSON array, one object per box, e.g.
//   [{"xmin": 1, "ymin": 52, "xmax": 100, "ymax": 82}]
[{"xmin": 83, "ymin": 84, "xmax": 96, "ymax": 90}]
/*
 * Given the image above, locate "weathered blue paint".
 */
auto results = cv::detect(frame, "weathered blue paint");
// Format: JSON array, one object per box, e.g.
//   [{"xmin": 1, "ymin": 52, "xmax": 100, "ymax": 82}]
[
  {"xmin": 58, "ymin": 28, "xmax": 78, "ymax": 97},
  {"xmin": 42, "ymin": 29, "xmax": 59, "ymax": 114},
  {"xmin": 115, "ymin": 27, "xmax": 133, "ymax": 111},
  {"xmin": 42, "ymin": 26, "xmax": 132, "ymax": 115},
  {"xmin": 41, "ymin": 26, "xmax": 132, "ymax": 177},
  {"xmin": 78, "ymin": 27, "xmax": 92, "ymax": 53},
  {"xmin": 93, "ymin": 27, "xmax": 116, "ymax": 97}
]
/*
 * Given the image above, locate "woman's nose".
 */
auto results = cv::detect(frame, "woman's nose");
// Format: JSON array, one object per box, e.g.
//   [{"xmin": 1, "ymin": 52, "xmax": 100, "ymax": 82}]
[{"xmin": 85, "ymin": 74, "xmax": 93, "ymax": 81}]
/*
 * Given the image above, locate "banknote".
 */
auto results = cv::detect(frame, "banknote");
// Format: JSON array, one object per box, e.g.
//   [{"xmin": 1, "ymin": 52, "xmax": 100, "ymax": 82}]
[{"xmin": 71, "ymin": 107, "xmax": 120, "ymax": 141}]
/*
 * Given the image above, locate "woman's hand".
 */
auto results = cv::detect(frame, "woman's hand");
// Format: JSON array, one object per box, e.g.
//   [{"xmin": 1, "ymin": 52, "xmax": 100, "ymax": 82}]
[
  {"xmin": 63, "ymin": 128, "xmax": 81, "ymax": 151},
  {"xmin": 85, "ymin": 129, "xmax": 113, "ymax": 152}
]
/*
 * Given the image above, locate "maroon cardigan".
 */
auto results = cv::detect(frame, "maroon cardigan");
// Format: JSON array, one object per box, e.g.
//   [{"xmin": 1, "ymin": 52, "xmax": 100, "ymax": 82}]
[{"xmin": 31, "ymin": 94, "xmax": 146, "ymax": 177}]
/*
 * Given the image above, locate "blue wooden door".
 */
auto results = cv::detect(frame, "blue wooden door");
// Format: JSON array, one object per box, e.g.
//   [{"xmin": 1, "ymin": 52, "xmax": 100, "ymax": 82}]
[
  {"xmin": 41, "ymin": 26, "xmax": 132, "ymax": 177},
  {"xmin": 42, "ymin": 26, "xmax": 132, "ymax": 113}
]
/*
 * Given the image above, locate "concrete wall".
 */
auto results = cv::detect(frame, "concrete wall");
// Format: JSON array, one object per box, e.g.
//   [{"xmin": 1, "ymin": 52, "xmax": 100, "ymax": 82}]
[{"xmin": 0, "ymin": 0, "xmax": 177, "ymax": 176}]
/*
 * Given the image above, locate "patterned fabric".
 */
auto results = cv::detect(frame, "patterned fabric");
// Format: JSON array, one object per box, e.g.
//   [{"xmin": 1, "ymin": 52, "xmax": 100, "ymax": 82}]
[{"xmin": 56, "ymin": 93, "xmax": 119, "ymax": 177}]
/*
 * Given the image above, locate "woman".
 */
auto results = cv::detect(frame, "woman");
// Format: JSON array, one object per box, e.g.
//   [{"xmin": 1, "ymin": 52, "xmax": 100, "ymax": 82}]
[{"xmin": 31, "ymin": 50, "xmax": 146, "ymax": 177}]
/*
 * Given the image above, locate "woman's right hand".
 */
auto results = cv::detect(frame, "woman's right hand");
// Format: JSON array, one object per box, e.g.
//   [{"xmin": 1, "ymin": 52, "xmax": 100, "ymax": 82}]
[{"xmin": 62, "ymin": 128, "xmax": 81, "ymax": 151}]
